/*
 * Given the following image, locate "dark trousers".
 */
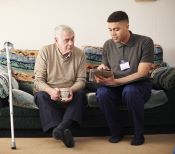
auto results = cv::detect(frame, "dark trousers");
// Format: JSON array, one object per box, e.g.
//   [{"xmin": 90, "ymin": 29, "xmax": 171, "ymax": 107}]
[
  {"xmin": 96, "ymin": 80, "xmax": 152, "ymax": 138},
  {"xmin": 34, "ymin": 90, "xmax": 87, "ymax": 132}
]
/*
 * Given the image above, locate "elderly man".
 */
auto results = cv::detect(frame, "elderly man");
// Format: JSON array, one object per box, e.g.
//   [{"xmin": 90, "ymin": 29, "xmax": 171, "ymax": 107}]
[{"xmin": 34, "ymin": 25, "xmax": 86, "ymax": 148}]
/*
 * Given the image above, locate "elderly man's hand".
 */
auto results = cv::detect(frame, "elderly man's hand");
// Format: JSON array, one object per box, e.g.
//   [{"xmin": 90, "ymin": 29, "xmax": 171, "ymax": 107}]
[{"xmin": 50, "ymin": 88, "xmax": 61, "ymax": 101}]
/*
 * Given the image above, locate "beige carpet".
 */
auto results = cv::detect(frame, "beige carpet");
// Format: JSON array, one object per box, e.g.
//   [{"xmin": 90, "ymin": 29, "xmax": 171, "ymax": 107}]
[{"xmin": 0, "ymin": 134, "xmax": 175, "ymax": 154}]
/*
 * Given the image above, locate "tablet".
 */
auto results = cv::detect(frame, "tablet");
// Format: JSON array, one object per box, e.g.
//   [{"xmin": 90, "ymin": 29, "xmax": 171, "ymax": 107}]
[
  {"xmin": 93, "ymin": 69, "xmax": 113, "ymax": 78},
  {"xmin": 89, "ymin": 69, "xmax": 113, "ymax": 81}
]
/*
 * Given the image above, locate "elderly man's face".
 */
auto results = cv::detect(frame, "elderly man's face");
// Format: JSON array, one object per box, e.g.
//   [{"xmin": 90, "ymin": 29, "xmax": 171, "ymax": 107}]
[{"xmin": 55, "ymin": 31, "xmax": 74, "ymax": 54}]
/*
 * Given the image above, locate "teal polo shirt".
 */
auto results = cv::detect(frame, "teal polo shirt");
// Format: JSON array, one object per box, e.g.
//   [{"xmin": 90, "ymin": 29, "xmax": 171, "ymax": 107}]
[{"xmin": 102, "ymin": 32, "xmax": 154, "ymax": 78}]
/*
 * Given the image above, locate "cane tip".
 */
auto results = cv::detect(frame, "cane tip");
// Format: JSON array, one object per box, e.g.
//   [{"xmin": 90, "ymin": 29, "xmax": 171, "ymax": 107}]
[
  {"xmin": 11, "ymin": 146, "xmax": 16, "ymax": 149},
  {"xmin": 11, "ymin": 142, "xmax": 17, "ymax": 149}
]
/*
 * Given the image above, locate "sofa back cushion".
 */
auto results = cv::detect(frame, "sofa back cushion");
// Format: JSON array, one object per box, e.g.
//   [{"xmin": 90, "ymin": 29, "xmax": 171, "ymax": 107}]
[
  {"xmin": 153, "ymin": 44, "xmax": 163, "ymax": 64},
  {"xmin": 0, "ymin": 44, "xmax": 172, "ymax": 95},
  {"xmin": 83, "ymin": 44, "xmax": 165, "ymax": 69},
  {"xmin": 83, "ymin": 46, "xmax": 102, "ymax": 81},
  {"xmin": 151, "ymin": 66, "xmax": 175, "ymax": 90},
  {"xmin": 0, "ymin": 66, "xmax": 9, "ymax": 98},
  {"xmin": 0, "ymin": 65, "xmax": 19, "ymax": 99},
  {"xmin": 0, "ymin": 49, "xmax": 38, "ymax": 94},
  {"xmin": 83, "ymin": 46, "xmax": 102, "ymax": 69}
]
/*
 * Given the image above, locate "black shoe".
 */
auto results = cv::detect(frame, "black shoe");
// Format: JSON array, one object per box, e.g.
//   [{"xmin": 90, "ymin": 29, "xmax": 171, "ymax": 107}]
[
  {"xmin": 52, "ymin": 120, "xmax": 73, "ymax": 140},
  {"xmin": 131, "ymin": 136, "xmax": 145, "ymax": 146},
  {"xmin": 63, "ymin": 129, "xmax": 75, "ymax": 148},
  {"xmin": 108, "ymin": 135, "xmax": 123, "ymax": 143},
  {"xmin": 52, "ymin": 126, "xmax": 64, "ymax": 140}
]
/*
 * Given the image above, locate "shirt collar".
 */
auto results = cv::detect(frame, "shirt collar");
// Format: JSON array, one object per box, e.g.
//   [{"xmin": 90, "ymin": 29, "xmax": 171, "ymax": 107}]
[
  {"xmin": 55, "ymin": 43, "xmax": 72, "ymax": 61},
  {"xmin": 115, "ymin": 31, "xmax": 135, "ymax": 48}
]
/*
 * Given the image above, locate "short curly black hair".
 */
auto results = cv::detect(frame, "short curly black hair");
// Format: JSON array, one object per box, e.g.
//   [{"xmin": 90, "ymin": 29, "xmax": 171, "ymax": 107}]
[{"xmin": 107, "ymin": 11, "xmax": 129, "ymax": 23}]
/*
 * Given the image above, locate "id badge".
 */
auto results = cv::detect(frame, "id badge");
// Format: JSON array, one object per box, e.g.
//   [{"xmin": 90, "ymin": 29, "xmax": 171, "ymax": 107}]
[{"xmin": 120, "ymin": 60, "xmax": 130, "ymax": 71}]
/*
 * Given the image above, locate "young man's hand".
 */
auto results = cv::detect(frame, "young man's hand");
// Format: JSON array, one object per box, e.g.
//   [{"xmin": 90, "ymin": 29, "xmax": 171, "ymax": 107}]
[
  {"xmin": 97, "ymin": 64, "xmax": 110, "ymax": 70},
  {"xmin": 95, "ymin": 74, "xmax": 116, "ymax": 85}
]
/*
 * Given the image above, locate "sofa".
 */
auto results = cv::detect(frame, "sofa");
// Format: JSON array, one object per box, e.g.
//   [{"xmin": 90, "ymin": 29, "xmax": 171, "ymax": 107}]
[{"xmin": 0, "ymin": 45, "xmax": 175, "ymax": 137}]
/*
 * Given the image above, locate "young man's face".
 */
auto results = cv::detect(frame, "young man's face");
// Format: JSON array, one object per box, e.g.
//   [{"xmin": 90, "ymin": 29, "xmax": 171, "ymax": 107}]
[
  {"xmin": 55, "ymin": 31, "xmax": 74, "ymax": 54},
  {"xmin": 108, "ymin": 21, "xmax": 129, "ymax": 43}
]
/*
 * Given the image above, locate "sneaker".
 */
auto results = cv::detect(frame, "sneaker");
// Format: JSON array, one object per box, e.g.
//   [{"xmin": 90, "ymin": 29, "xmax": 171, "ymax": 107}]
[
  {"xmin": 63, "ymin": 129, "xmax": 75, "ymax": 148},
  {"xmin": 108, "ymin": 135, "xmax": 123, "ymax": 143},
  {"xmin": 131, "ymin": 136, "xmax": 145, "ymax": 146}
]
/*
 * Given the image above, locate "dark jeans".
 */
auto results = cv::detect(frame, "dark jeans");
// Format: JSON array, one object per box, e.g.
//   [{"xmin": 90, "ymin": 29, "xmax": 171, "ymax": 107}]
[
  {"xmin": 96, "ymin": 80, "xmax": 152, "ymax": 138},
  {"xmin": 34, "ymin": 90, "xmax": 87, "ymax": 132}
]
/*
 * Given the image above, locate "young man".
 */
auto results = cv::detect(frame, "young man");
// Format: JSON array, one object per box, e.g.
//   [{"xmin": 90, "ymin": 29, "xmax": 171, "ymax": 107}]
[
  {"xmin": 34, "ymin": 25, "xmax": 87, "ymax": 148},
  {"xmin": 95, "ymin": 11, "xmax": 154, "ymax": 145}
]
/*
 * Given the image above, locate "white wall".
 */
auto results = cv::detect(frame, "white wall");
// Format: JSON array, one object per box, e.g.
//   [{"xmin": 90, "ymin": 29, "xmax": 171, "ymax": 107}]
[{"xmin": 0, "ymin": 0, "xmax": 175, "ymax": 65}]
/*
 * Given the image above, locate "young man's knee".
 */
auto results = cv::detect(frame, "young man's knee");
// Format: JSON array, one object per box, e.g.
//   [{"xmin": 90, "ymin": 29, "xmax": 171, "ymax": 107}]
[{"xmin": 96, "ymin": 87, "xmax": 110, "ymax": 98}]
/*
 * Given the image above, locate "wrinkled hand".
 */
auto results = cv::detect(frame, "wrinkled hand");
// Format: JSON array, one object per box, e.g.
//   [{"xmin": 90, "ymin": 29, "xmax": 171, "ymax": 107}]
[{"xmin": 50, "ymin": 88, "xmax": 61, "ymax": 101}]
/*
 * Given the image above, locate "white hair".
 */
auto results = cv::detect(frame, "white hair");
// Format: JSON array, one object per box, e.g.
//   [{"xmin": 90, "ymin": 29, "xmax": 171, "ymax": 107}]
[{"xmin": 54, "ymin": 25, "xmax": 74, "ymax": 38}]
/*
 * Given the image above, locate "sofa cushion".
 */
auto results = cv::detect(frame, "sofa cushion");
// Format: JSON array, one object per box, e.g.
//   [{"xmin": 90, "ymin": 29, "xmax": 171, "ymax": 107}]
[
  {"xmin": 153, "ymin": 44, "xmax": 163, "ymax": 64},
  {"xmin": 151, "ymin": 66, "xmax": 175, "ymax": 90},
  {"xmin": 86, "ymin": 89, "xmax": 168, "ymax": 109},
  {"xmin": 0, "ymin": 49, "xmax": 38, "ymax": 94},
  {"xmin": 86, "ymin": 92, "xmax": 97, "ymax": 107},
  {"xmin": 0, "ymin": 66, "xmax": 19, "ymax": 99},
  {"xmin": 0, "ymin": 106, "xmax": 39, "ymax": 117},
  {"xmin": 0, "ymin": 66, "xmax": 9, "ymax": 99},
  {"xmin": 12, "ymin": 89, "xmax": 38, "ymax": 110},
  {"xmin": 83, "ymin": 46, "xmax": 102, "ymax": 81},
  {"xmin": 144, "ymin": 89, "xmax": 168, "ymax": 109},
  {"xmin": 83, "ymin": 46, "xmax": 102, "ymax": 69}
]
